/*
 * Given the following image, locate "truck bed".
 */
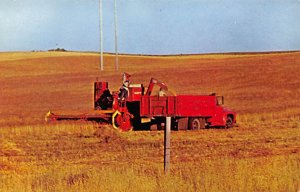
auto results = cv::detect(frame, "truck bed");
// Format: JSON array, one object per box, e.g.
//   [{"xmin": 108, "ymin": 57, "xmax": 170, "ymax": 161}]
[{"xmin": 140, "ymin": 95, "xmax": 218, "ymax": 117}]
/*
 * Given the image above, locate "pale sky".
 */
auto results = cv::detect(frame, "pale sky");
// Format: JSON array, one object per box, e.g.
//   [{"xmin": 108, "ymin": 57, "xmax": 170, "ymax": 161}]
[{"xmin": 0, "ymin": 0, "xmax": 299, "ymax": 54}]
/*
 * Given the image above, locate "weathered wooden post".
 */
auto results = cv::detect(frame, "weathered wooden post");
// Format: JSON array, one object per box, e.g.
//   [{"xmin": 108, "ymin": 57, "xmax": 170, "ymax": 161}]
[{"xmin": 164, "ymin": 116, "xmax": 171, "ymax": 173}]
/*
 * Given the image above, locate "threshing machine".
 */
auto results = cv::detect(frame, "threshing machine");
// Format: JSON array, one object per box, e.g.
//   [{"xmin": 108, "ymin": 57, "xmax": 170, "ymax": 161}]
[{"xmin": 46, "ymin": 75, "xmax": 236, "ymax": 131}]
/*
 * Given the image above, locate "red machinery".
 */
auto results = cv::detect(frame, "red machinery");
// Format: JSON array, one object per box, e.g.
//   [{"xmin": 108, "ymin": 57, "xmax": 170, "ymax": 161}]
[{"xmin": 46, "ymin": 75, "xmax": 236, "ymax": 131}]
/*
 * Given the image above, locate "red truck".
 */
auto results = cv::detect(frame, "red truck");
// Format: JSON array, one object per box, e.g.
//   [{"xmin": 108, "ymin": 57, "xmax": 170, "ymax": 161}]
[{"xmin": 46, "ymin": 76, "xmax": 236, "ymax": 131}]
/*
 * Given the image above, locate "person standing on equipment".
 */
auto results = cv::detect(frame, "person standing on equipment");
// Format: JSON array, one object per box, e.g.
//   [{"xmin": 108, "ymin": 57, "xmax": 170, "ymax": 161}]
[{"xmin": 118, "ymin": 73, "xmax": 131, "ymax": 102}]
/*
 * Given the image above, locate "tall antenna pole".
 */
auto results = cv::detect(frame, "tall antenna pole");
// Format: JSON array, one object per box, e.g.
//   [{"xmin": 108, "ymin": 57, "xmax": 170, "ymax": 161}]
[
  {"xmin": 114, "ymin": 0, "xmax": 119, "ymax": 71},
  {"xmin": 99, "ymin": 0, "xmax": 104, "ymax": 71}
]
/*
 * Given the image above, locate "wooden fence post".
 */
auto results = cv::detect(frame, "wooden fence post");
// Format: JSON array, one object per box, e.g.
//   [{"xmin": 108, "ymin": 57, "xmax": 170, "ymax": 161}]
[{"xmin": 164, "ymin": 117, "xmax": 171, "ymax": 173}]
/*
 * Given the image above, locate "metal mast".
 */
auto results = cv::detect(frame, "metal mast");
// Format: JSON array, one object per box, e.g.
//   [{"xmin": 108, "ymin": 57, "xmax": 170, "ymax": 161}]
[
  {"xmin": 99, "ymin": 0, "xmax": 104, "ymax": 71},
  {"xmin": 114, "ymin": 0, "xmax": 119, "ymax": 71}
]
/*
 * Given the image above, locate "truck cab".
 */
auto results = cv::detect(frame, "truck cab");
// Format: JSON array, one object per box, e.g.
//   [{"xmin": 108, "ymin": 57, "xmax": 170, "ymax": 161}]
[{"xmin": 207, "ymin": 94, "xmax": 236, "ymax": 128}]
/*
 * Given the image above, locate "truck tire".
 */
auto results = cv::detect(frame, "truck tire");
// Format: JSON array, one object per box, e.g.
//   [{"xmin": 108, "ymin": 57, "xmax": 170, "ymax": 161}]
[
  {"xmin": 189, "ymin": 118, "xmax": 200, "ymax": 130},
  {"xmin": 188, "ymin": 118, "xmax": 206, "ymax": 130},
  {"xmin": 189, "ymin": 117, "xmax": 206, "ymax": 130},
  {"xmin": 226, "ymin": 116, "xmax": 233, "ymax": 128}
]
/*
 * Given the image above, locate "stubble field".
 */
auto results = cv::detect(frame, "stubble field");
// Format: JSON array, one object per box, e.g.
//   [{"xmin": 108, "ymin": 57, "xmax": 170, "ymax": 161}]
[{"xmin": 0, "ymin": 51, "xmax": 299, "ymax": 191}]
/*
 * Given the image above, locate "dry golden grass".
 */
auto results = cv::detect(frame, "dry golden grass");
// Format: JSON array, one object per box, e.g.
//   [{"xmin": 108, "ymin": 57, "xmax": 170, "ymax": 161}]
[{"xmin": 0, "ymin": 51, "xmax": 299, "ymax": 191}]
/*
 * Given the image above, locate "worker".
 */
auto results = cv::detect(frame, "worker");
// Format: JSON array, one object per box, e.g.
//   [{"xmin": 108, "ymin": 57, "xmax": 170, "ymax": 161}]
[
  {"xmin": 122, "ymin": 72, "xmax": 131, "ymax": 85},
  {"xmin": 119, "ymin": 80, "xmax": 129, "ymax": 101},
  {"xmin": 118, "ymin": 73, "xmax": 131, "ymax": 104}
]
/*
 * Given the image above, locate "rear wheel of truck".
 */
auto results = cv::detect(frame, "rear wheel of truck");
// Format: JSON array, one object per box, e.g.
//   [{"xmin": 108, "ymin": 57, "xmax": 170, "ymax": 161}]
[
  {"xmin": 226, "ymin": 116, "xmax": 233, "ymax": 128},
  {"xmin": 188, "ymin": 117, "xmax": 206, "ymax": 130}
]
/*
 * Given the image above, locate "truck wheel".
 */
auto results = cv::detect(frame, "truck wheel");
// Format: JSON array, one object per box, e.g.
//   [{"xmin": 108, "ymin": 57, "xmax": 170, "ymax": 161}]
[
  {"xmin": 226, "ymin": 116, "xmax": 233, "ymax": 128},
  {"xmin": 189, "ymin": 118, "xmax": 200, "ymax": 130},
  {"xmin": 189, "ymin": 118, "xmax": 206, "ymax": 130}
]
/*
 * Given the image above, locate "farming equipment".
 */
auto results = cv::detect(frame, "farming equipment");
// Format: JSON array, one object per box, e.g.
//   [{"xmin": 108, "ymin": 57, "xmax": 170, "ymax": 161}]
[{"xmin": 46, "ymin": 74, "xmax": 236, "ymax": 131}]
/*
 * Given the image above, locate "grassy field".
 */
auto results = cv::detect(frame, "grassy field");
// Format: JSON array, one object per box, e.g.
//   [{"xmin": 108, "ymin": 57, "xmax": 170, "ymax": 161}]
[{"xmin": 0, "ymin": 51, "xmax": 299, "ymax": 191}]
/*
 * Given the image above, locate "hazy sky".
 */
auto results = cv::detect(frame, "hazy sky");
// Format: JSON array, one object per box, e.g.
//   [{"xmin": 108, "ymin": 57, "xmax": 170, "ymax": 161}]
[{"xmin": 0, "ymin": 0, "xmax": 299, "ymax": 54}]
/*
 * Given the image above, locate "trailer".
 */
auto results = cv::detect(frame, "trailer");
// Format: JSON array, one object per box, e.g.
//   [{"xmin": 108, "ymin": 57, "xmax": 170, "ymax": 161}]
[{"xmin": 46, "ymin": 75, "xmax": 236, "ymax": 131}]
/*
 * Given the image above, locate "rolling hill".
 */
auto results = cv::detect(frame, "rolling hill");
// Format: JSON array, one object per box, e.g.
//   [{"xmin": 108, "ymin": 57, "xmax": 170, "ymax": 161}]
[{"xmin": 0, "ymin": 51, "xmax": 299, "ymax": 191}]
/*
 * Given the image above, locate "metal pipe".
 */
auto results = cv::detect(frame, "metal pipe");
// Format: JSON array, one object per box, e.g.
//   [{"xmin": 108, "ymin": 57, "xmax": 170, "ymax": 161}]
[
  {"xmin": 114, "ymin": 0, "xmax": 119, "ymax": 71},
  {"xmin": 99, "ymin": 0, "xmax": 104, "ymax": 71}
]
